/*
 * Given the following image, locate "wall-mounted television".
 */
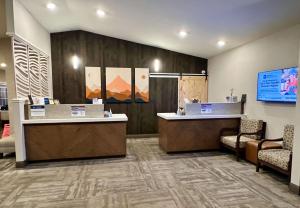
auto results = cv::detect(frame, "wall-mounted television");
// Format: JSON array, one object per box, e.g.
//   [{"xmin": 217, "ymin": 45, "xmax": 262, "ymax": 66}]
[{"xmin": 257, "ymin": 67, "xmax": 298, "ymax": 103}]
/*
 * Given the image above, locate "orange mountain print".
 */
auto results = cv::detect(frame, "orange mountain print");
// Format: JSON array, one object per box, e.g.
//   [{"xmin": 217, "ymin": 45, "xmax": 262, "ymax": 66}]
[
  {"xmin": 86, "ymin": 87, "xmax": 101, "ymax": 99},
  {"xmin": 135, "ymin": 85, "xmax": 149, "ymax": 102},
  {"xmin": 107, "ymin": 75, "xmax": 131, "ymax": 92},
  {"xmin": 85, "ymin": 67, "xmax": 101, "ymax": 99},
  {"xmin": 106, "ymin": 68, "xmax": 132, "ymax": 102},
  {"xmin": 135, "ymin": 68, "xmax": 149, "ymax": 102}
]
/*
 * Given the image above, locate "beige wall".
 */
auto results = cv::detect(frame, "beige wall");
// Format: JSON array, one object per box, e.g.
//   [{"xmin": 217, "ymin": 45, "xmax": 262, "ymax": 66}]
[
  {"xmin": 0, "ymin": 0, "xmax": 53, "ymax": 130},
  {"xmin": 13, "ymin": 0, "xmax": 51, "ymax": 55},
  {"xmin": 208, "ymin": 24, "xmax": 300, "ymax": 139},
  {"xmin": 0, "ymin": 0, "xmax": 7, "ymax": 37},
  {"xmin": 1, "ymin": 0, "xmax": 15, "ymax": 36},
  {"xmin": 0, "ymin": 38, "xmax": 14, "ymax": 93},
  {"xmin": 291, "ymin": 42, "xmax": 300, "ymax": 187},
  {"xmin": 12, "ymin": 0, "xmax": 53, "ymax": 97},
  {"xmin": 0, "ymin": 37, "xmax": 15, "ymax": 125},
  {"xmin": 0, "ymin": 70, "xmax": 6, "ymax": 82}
]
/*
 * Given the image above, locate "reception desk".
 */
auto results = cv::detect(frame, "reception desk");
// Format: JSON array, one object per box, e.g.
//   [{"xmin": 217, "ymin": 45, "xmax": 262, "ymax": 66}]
[
  {"xmin": 22, "ymin": 114, "xmax": 128, "ymax": 161},
  {"xmin": 157, "ymin": 113, "xmax": 242, "ymax": 153}
]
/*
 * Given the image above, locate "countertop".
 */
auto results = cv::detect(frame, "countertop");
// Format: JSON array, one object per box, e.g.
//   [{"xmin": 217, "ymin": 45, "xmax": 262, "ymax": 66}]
[
  {"xmin": 157, "ymin": 113, "xmax": 243, "ymax": 120},
  {"xmin": 22, "ymin": 114, "xmax": 128, "ymax": 124}
]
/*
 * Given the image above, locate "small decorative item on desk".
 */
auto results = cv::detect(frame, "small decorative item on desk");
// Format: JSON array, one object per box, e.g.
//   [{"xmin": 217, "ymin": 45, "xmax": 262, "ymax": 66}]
[
  {"xmin": 226, "ymin": 96, "xmax": 230, "ymax": 102},
  {"xmin": 177, "ymin": 108, "xmax": 180, "ymax": 115},
  {"xmin": 104, "ymin": 111, "xmax": 110, "ymax": 117},
  {"xmin": 177, "ymin": 107, "xmax": 185, "ymax": 116},
  {"xmin": 232, "ymin": 96, "xmax": 238, "ymax": 102},
  {"xmin": 192, "ymin": 98, "xmax": 199, "ymax": 103},
  {"xmin": 92, "ymin": 98, "xmax": 103, "ymax": 104},
  {"xmin": 53, "ymin": 99, "xmax": 60, "ymax": 105},
  {"xmin": 225, "ymin": 88, "xmax": 238, "ymax": 103},
  {"xmin": 109, "ymin": 108, "xmax": 112, "ymax": 117},
  {"xmin": 49, "ymin": 99, "xmax": 54, "ymax": 104},
  {"xmin": 44, "ymin": 98, "xmax": 50, "ymax": 105}
]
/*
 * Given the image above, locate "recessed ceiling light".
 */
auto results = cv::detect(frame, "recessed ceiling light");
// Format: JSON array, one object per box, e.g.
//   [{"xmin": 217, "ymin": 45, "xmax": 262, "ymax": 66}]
[
  {"xmin": 178, "ymin": 30, "xmax": 188, "ymax": 38},
  {"xmin": 46, "ymin": 2, "xmax": 56, "ymax": 10},
  {"xmin": 97, "ymin": 9, "xmax": 106, "ymax": 17},
  {"xmin": 0, "ymin": 63, "xmax": 7, "ymax": 68},
  {"xmin": 217, "ymin": 40, "xmax": 226, "ymax": 47}
]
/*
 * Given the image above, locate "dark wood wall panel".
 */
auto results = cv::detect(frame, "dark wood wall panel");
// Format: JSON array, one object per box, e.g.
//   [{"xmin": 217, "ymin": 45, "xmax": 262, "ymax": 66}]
[{"xmin": 51, "ymin": 30, "xmax": 207, "ymax": 134}]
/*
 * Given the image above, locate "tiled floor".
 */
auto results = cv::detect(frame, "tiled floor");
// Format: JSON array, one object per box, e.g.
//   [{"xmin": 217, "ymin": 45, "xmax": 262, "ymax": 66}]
[{"xmin": 0, "ymin": 138, "xmax": 299, "ymax": 208}]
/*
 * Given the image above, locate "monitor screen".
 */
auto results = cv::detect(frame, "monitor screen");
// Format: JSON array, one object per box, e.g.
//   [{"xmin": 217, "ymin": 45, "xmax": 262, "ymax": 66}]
[{"xmin": 257, "ymin": 67, "xmax": 298, "ymax": 103}]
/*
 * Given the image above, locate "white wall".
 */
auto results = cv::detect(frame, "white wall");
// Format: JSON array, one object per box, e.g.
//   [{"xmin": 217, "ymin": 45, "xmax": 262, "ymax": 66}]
[
  {"xmin": 13, "ymin": 0, "xmax": 51, "ymax": 55},
  {"xmin": 12, "ymin": 0, "xmax": 53, "ymax": 97},
  {"xmin": 208, "ymin": 24, "xmax": 300, "ymax": 139}
]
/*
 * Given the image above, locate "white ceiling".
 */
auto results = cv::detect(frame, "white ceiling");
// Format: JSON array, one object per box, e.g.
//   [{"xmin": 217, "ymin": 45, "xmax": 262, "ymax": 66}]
[{"xmin": 19, "ymin": 0, "xmax": 300, "ymax": 58}]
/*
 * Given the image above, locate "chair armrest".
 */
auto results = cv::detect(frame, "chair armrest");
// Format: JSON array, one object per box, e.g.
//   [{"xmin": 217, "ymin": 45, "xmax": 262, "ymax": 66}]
[
  {"xmin": 238, "ymin": 130, "xmax": 262, "ymax": 137},
  {"xmin": 257, "ymin": 138, "xmax": 283, "ymax": 151},
  {"xmin": 236, "ymin": 130, "xmax": 263, "ymax": 146},
  {"xmin": 220, "ymin": 127, "xmax": 239, "ymax": 137},
  {"xmin": 235, "ymin": 131, "xmax": 259, "ymax": 150}
]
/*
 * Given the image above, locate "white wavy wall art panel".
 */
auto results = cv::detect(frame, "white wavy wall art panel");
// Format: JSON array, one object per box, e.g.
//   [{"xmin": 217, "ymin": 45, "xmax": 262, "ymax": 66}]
[
  {"xmin": 13, "ymin": 38, "xmax": 30, "ymax": 98},
  {"xmin": 39, "ymin": 53, "xmax": 49, "ymax": 97},
  {"xmin": 28, "ymin": 47, "xmax": 41, "ymax": 97},
  {"xmin": 13, "ymin": 37, "xmax": 50, "ymax": 98}
]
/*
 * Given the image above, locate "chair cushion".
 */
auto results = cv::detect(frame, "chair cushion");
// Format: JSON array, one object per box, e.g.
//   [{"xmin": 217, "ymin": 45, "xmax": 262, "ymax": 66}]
[
  {"xmin": 221, "ymin": 135, "xmax": 255, "ymax": 148},
  {"xmin": 240, "ymin": 119, "xmax": 263, "ymax": 139},
  {"xmin": 258, "ymin": 149, "xmax": 291, "ymax": 171},
  {"xmin": 0, "ymin": 135, "xmax": 15, "ymax": 147},
  {"xmin": 282, "ymin": 124, "xmax": 294, "ymax": 151}
]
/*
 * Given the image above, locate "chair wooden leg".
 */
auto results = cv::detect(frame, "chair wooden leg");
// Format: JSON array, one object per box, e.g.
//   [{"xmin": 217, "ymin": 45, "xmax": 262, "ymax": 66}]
[
  {"xmin": 256, "ymin": 161, "xmax": 260, "ymax": 172},
  {"xmin": 288, "ymin": 171, "xmax": 292, "ymax": 183},
  {"xmin": 236, "ymin": 150, "xmax": 240, "ymax": 161}
]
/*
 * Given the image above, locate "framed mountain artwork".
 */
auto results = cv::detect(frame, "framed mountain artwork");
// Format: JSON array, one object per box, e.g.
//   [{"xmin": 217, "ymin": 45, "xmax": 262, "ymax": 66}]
[
  {"xmin": 135, "ymin": 68, "xmax": 149, "ymax": 102},
  {"xmin": 85, "ymin": 67, "xmax": 101, "ymax": 99},
  {"xmin": 106, "ymin": 67, "xmax": 132, "ymax": 103}
]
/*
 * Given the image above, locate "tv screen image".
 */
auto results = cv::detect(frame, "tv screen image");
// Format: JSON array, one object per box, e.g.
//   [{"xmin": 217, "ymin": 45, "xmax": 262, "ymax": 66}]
[{"xmin": 257, "ymin": 67, "xmax": 298, "ymax": 103}]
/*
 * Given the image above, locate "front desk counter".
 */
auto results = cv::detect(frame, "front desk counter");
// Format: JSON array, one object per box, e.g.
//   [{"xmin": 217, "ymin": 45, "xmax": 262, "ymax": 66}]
[
  {"xmin": 22, "ymin": 114, "xmax": 128, "ymax": 161},
  {"xmin": 157, "ymin": 113, "xmax": 242, "ymax": 153}
]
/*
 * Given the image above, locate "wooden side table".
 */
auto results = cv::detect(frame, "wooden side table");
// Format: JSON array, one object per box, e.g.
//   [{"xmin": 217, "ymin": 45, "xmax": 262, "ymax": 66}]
[{"xmin": 245, "ymin": 140, "xmax": 282, "ymax": 165}]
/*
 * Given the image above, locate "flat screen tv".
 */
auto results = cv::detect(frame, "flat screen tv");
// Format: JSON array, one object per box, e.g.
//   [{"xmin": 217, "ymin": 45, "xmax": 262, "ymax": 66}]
[{"xmin": 257, "ymin": 67, "xmax": 298, "ymax": 103}]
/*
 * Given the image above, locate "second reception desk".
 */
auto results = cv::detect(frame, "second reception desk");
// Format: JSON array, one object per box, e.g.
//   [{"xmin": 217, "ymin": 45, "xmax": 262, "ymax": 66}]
[{"xmin": 157, "ymin": 113, "xmax": 242, "ymax": 153}]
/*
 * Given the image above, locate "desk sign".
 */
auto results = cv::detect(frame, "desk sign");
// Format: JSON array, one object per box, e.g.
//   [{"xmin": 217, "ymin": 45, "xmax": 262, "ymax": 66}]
[
  {"xmin": 201, "ymin": 104, "xmax": 213, "ymax": 114},
  {"xmin": 30, "ymin": 105, "xmax": 46, "ymax": 117},
  {"xmin": 71, "ymin": 106, "xmax": 86, "ymax": 117}
]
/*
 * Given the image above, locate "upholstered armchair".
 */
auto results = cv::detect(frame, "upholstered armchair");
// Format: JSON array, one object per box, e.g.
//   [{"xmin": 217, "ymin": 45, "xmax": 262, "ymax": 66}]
[
  {"xmin": 256, "ymin": 125, "xmax": 294, "ymax": 180},
  {"xmin": 220, "ymin": 118, "xmax": 266, "ymax": 161},
  {"xmin": 0, "ymin": 135, "xmax": 15, "ymax": 158}
]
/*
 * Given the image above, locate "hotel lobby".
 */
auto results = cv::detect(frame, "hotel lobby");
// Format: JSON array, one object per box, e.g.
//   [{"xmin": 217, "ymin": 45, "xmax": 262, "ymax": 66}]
[{"xmin": 1, "ymin": 0, "xmax": 300, "ymax": 207}]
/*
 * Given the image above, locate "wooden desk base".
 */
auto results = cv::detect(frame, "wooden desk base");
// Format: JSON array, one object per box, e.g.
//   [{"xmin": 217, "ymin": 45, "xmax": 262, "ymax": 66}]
[
  {"xmin": 159, "ymin": 118, "xmax": 240, "ymax": 153},
  {"xmin": 24, "ymin": 122, "xmax": 126, "ymax": 161}
]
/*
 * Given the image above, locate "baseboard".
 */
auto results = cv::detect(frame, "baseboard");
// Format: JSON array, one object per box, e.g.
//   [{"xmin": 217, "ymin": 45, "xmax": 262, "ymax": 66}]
[
  {"xmin": 289, "ymin": 182, "xmax": 300, "ymax": 195},
  {"xmin": 126, "ymin": 134, "xmax": 159, "ymax": 139},
  {"xmin": 15, "ymin": 161, "xmax": 27, "ymax": 168}
]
